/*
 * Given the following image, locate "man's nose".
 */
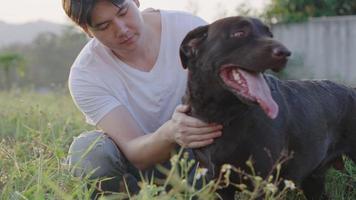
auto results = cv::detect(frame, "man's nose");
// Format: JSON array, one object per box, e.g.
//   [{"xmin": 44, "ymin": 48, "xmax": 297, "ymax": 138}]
[{"xmin": 112, "ymin": 18, "xmax": 129, "ymax": 37}]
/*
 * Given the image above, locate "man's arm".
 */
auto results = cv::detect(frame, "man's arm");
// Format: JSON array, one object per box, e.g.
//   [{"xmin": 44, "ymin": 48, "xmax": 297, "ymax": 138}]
[{"xmin": 97, "ymin": 105, "xmax": 222, "ymax": 170}]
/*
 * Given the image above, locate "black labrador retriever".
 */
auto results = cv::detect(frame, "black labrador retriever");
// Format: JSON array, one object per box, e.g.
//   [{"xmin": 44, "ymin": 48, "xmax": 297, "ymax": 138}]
[{"xmin": 180, "ymin": 16, "xmax": 356, "ymax": 199}]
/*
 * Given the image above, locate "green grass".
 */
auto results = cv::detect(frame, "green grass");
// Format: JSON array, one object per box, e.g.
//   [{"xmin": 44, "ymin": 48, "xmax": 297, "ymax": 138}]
[
  {"xmin": 0, "ymin": 90, "xmax": 95, "ymax": 199},
  {"xmin": 0, "ymin": 90, "xmax": 355, "ymax": 199}
]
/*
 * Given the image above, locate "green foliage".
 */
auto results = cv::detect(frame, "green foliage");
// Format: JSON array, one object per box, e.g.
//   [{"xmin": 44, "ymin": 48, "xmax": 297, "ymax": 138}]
[
  {"xmin": 102, "ymin": 150, "xmax": 300, "ymax": 200},
  {"xmin": 0, "ymin": 90, "xmax": 95, "ymax": 199},
  {"xmin": 0, "ymin": 25, "xmax": 88, "ymax": 90},
  {"xmin": 263, "ymin": 0, "xmax": 356, "ymax": 24},
  {"xmin": 325, "ymin": 158, "xmax": 356, "ymax": 199},
  {"xmin": 0, "ymin": 52, "xmax": 25, "ymax": 90},
  {"xmin": 0, "ymin": 91, "xmax": 355, "ymax": 199}
]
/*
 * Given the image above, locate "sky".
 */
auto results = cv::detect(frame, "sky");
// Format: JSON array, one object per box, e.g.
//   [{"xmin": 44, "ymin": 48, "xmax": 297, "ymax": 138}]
[{"xmin": 0, "ymin": 0, "xmax": 268, "ymax": 24}]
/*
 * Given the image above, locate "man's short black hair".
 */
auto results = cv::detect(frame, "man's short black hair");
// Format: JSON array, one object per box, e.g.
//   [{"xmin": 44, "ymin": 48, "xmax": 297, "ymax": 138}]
[{"xmin": 62, "ymin": 0, "xmax": 125, "ymax": 30}]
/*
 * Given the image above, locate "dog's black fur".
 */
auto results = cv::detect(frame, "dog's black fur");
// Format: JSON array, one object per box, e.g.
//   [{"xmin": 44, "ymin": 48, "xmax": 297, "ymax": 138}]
[{"xmin": 180, "ymin": 16, "xmax": 356, "ymax": 199}]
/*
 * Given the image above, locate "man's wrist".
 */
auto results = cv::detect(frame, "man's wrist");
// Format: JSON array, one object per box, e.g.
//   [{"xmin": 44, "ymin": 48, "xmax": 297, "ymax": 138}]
[{"xmin": 156, "ymin": 121, "xmax": 176, "ymax": 145}]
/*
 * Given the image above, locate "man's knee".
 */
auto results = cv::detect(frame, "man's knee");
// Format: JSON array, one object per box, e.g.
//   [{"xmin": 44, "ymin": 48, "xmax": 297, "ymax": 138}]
[{"xmin": 67, "ymin": 131, "xmax": 127, "ymax": 182}]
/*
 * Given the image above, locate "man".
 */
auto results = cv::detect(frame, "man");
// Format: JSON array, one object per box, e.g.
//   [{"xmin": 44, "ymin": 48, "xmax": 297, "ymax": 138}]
[{"xmin": 62, "ymin": 0, "xmax": 223, "ymax": 197}]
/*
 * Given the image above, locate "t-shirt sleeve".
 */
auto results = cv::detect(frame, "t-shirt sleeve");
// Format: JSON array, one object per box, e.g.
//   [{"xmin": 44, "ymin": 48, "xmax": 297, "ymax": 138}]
[
  {"xmin": 180, "ymin": 12, "xmax": 208, "ymax": 33},
  {"xmin": 68, "ymin": 69, "xmax": 121, "ymax": 126},
  {"xmin": 188, "ymin": 14, "xmax": 208, "ymax": 29},
  {"xmin": 170, "ymin": 11, "xmax": 208, "ymax": 42}
]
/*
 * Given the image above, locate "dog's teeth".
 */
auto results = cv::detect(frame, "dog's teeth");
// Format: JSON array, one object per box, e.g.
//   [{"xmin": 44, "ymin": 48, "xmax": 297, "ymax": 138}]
[
  {"xmin": 233, "ymin": 71, "xmax": 241, "ymax": 81},
  {"xmin": 232, "ymin": 69, "xmax": 239, "ymax": 74}
]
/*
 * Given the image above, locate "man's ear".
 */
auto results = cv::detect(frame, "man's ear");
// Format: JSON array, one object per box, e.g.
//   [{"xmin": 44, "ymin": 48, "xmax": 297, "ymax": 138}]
[{"xmin": 180, "ymin": 25, "xmax": 209, "ymax": 69}]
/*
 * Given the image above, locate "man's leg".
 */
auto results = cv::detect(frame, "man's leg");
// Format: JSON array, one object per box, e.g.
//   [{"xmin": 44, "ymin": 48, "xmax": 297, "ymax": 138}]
[{"xmin": 66, "ymin": 131, "xmax": 139, "ymax": 197}]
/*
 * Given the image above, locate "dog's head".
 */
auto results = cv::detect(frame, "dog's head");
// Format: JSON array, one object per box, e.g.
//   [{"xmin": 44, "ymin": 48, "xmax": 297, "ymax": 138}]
[{"xmin": 180, "ymin": 16, "xmax": 291, "ymax": 119}]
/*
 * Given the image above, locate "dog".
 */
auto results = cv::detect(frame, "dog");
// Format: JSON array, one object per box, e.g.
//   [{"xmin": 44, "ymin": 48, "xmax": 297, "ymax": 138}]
[{"xmin": 180, "ymin": 16, "xmax": 356, "ymax": 199}]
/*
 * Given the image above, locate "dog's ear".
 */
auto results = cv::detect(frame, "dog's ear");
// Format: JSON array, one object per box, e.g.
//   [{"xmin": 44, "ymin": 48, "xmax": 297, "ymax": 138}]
[{"xmin": 180, "ymin": 25, "xmax": 209, "ymax": 69}]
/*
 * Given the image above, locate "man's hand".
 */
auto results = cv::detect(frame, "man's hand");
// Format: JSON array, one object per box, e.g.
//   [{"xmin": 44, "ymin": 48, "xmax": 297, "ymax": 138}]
[
  {"xmin": 162, "ymin": 104, "xmax": 223, "ymax": 148},
  {"xmin": 97, "ymin": 105, "xmax": 222, "ymax": 169}
]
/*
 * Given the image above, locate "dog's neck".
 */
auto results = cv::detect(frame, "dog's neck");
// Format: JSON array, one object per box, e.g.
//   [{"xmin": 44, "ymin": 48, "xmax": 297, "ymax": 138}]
[{"xmin": 186, "ymin": 75, "xmax": 250, "ymax": 124}]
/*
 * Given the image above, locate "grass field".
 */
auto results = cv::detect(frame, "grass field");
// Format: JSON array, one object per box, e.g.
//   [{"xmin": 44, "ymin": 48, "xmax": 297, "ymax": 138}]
[{"xmin": 0, "ymin": 90, "xmax": 355, "ymax": 199}]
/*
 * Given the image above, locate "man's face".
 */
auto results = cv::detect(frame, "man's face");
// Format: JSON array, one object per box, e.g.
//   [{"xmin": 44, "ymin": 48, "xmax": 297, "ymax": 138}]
[{"xmin": 87, "ymin": 0, "xmax": 144, "ymax": 53}]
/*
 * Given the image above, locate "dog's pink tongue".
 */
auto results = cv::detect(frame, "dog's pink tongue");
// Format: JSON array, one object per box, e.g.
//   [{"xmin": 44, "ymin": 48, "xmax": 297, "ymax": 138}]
[{"xmin": 238, "ymin": 69, "xmax": 279, "ymax": 119}]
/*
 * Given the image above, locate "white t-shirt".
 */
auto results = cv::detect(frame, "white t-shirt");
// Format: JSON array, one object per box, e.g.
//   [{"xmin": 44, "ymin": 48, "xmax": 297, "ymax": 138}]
[{"xmin": 69, "ymin": 10, "xmax": 207, "ymax": 134}]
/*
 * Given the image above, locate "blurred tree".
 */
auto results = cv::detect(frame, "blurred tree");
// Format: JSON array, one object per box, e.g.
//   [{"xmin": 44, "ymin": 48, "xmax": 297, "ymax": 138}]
[
  {"xmin": 0, "ymin": 25, "xmax": 88, "ymax": 90},
  {"xmin": 263, "ymin": 0, "xmax": 356, "ymax": 24},
  {"xmin": 0, "ymin": 52, "xmax": 25, "ymax": 90},
  {"xmin": 27, "ymin": 26, "xmax": 88, "ymax": 88}
]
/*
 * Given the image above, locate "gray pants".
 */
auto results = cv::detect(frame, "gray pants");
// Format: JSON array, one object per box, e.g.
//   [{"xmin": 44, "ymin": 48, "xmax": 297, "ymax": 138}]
[
  {"xmin": 67, "ymin": 131, "xmax": 197, "ymax": 196},
  {"xmin": 67, "ymin": 131, "xmax": 141, "ymax": 193}
]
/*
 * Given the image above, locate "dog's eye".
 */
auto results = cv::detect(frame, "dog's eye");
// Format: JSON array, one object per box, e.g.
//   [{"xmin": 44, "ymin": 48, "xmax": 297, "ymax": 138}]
[{"xmin": 230, "ymin": 31, "xmax": 245, "ymax": 38}]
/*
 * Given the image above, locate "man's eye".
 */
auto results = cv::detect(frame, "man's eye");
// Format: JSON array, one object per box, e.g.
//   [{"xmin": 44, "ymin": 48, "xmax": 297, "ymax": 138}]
[
  {"xmin": 117, "ymin": 8, "xmax": 128, "ymax": 16},
  {"xmin": 97, "ymin": 23, "xmax": 109, "ymax": 31}
]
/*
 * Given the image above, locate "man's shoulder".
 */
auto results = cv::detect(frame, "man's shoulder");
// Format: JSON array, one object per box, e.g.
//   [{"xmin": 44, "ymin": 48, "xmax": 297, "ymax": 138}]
[
  {"xmin": 161, "ymin": 9, "xmax": 206, "ymax": 24},
  {"xmin": 160, "ymin": 10, "xmax": 207, "ymax": 37},
  {"xmin": 71, "ymin": 39, "xmax": 110, "ymax": 71},
  {"xmin": 142, "ymin": 8, "xmax": 206, "ymax": 27},
  {"xmin": 69, "ymin": 39, "xmax": 108, "ymax": 85}
]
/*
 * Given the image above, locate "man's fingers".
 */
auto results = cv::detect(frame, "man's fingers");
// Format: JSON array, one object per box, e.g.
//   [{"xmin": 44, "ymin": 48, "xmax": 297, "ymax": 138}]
[
  {"xmin": 175, "ymin": 104, "xmax": 190, "ymax": 113},
  {"xmin": 179, "ymin": 130, "xmax": 222, "ymax": 148},
  {"xmin": 184, "ymin": 124, "xmax": 223, "ymax": 134},
  {"xmin": 187, "ymin": 131, "xmax": 222, "ymax": 141},
  {"xmin": 187, "ymin": 139, "xmax": 214, "ymax": 148},
  {"xmin": 174, "ymin": 105, "xmax": 223, "ymax": 128},
  {"xmin": 181, "ymin": 116, "xmax": 221, "ymax": 128},
  {"xmin": 173, "ymin": 112, "xmax": 208, "ymax": 128}
]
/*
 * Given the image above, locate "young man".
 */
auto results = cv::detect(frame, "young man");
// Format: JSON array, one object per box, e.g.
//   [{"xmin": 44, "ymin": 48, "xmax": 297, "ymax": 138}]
[{"xmin": 62, "ymin": 0, "xmax": 223, "ymax": 196}]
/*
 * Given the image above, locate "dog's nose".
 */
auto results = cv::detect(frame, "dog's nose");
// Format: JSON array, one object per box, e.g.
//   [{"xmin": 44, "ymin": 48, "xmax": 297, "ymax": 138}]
[{"xmin": 272, "ymin": 47, "xmax": 291, "ymax": 60}]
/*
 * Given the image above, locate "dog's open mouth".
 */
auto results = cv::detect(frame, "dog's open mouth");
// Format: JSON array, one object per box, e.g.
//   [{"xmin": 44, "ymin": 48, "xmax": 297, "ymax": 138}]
[{"xmin": 219, "ymin": 65, "xmax": 279, "ymax": 119}]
